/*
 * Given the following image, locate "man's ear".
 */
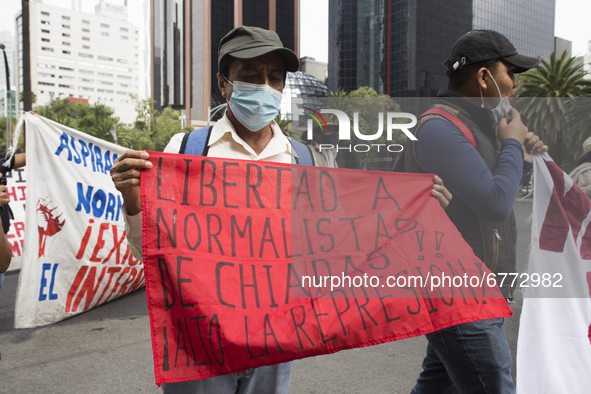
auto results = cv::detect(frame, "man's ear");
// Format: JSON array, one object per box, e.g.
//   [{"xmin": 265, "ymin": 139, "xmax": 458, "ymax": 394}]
[
  {"xmin": 217, "ymin": 73, "xmax": 227, "ymax": 98},
  {"xmin": 476, "ymin": 67, "xmax": 489, "ymax": 90}
]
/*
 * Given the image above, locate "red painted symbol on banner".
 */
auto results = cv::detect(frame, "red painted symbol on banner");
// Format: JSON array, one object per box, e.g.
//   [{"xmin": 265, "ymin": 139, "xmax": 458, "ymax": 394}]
[{"xmin": 37, "ymin": 197, "xmax": 66, "ymax": 257}]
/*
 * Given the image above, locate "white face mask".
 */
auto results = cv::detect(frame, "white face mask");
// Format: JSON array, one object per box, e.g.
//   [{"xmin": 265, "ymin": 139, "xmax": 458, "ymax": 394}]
[{"xmin": 480, "ymin": 69, "xmax": 512, "ymax": 128}]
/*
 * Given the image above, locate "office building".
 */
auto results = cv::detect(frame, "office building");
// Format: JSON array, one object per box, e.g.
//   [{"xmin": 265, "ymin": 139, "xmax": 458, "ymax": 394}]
[
  {"xmin": 473, "ymin": 0, "xmax": 555, "ymax": 59},
  {"xmin": 300, "ymin": 57, "xmax": 328, "ymax": 84},
  {"xmin": 554, "ymin": 37, "xmax": 572, "ymax": 57},
  {"xmin": 17, "ymin": 1, "xmax": 140, "ymax": 123},
  {"xmin": 280, "ymin": 71, "xmax": 328, "ymax": 123},
  {"xmin": 329, "ymin": 0, "xmax": 555, "ymax": 97},
  {"xmin": 151, "ymin": 0, "xmax": 300, "ymax": 125}
]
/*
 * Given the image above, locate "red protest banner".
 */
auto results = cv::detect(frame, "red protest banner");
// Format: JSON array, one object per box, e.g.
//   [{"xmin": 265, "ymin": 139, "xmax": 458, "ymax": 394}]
[{"xmin": 141, "ymin": 152, "xmax": 511, "ymax": 384}]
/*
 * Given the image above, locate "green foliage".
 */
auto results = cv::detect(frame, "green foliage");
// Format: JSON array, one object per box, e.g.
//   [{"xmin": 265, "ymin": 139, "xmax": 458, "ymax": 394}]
[
  {"xmin": 34, "ymin": 95, "xmax": 190, "ymax": 152},
  {"xmin": 19, "ymin": 91, "xmax": 37, "ymax": 105},
  {"xmin": 0, "ymin": 116, "xmax": 21, "ymax": 152},
  {"xmin": 515, "ymin": 51, "xmax": 591, "ymax": 170},
  {"xmin": 274, "ymin": 114, "xmax": 292, "ymax": 137},
  {"xmin": 326, "ymin": 87, "xmax": 403, "ymax": 169}
]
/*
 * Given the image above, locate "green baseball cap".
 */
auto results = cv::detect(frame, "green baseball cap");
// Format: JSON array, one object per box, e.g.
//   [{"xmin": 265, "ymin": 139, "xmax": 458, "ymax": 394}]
[{"xmin": 218, "ymin": 26, "xmax": 300, "ymax": 73}]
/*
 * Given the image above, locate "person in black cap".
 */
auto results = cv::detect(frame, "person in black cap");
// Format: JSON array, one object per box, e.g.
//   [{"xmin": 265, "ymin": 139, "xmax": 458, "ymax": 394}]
[{"xmin": 398, "ymin": 30, "xmax": 548, "ymax": 394}]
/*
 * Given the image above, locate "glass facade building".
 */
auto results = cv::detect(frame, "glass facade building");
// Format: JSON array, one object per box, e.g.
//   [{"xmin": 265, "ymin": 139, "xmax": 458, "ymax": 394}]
[
  {"xmin": 152, "ymin": 0, "xmax": 185, "ymax": 111},
  {"xmin": 329, "ymin": 0, "xmax": 555, "ymax": 97},
  {"xmin": 280, "ymin": 71, "xmax": 328, "ymax": 124},
  {"xmin": 473, "ymin": 0, "xmax": 555, "ymax": 59}
]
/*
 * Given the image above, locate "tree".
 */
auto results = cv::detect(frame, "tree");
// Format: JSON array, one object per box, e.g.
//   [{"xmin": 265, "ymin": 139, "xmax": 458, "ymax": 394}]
[
  {"xmin": 274, "ymin": 114, "xmax": 292, "ymax": 137},
  {"xmin": 117, "ymin": 95, "xmax": 192, "ymax": 151},
  {"xmin": 0, "ymin": 116, "xmax": 20, "ymax": 152},
  {"xmin": 324, "ymin": 87, "xmax": 402, "ymax": 169},
  {"xmin": 515, "ymin": 51, "xmax": 591, "ymax": 169}
]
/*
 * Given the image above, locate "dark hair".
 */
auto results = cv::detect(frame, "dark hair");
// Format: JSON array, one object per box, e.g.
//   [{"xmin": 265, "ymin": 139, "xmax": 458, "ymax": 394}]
[
  {"xmin": 219, "ymin": 55, "xmax": 235, "ymax": 80},
  {"xmin": 448, "ymin": 59, "xmax": 500, "ymax": 91},
  {"xmin": 219, "ymin": 54, "xmax": 288, "ymax": 82}
]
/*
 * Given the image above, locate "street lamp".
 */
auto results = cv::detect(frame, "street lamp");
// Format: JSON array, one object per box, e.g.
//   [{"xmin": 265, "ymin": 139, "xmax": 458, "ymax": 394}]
[{"xmin": 0, "ymin": 44, "xmax": 11, "ymax": 151}]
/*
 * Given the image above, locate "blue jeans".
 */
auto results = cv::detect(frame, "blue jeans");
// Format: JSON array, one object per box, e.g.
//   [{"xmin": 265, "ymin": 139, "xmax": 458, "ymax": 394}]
[
  {"xmin": 0, "ymin": 273, "xmax": 4, "ymax": 289},
  {"xmin": 161, "ymin": 361, "xmax": 293, "ymax": 394},
  {"xmin": 410, "ymin": 318, "xmax": 515, "ymax": 394}
]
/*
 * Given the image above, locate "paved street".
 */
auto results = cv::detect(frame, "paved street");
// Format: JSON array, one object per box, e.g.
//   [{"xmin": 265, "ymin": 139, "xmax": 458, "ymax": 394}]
[{"xmin": 0, "ymin": 200, "xmax": 533, "ymax": 394}]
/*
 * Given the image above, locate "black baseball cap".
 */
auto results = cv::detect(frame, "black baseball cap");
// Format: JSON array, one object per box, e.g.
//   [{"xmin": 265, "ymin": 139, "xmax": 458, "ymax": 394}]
[
  {"xmin": 218, "ymin": 26, "xmax": 299, "ymax": 73},
  {"xmin": 445, "ymin": 30, "xmax": 540, "ymax": 76}
]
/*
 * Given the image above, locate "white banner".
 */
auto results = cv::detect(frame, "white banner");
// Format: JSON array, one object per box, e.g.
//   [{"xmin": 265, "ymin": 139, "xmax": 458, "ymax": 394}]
[
  {"xmin": 5, "ymin": 166, "xmax": 27, "ymax": 272},
  {"xmin": 516, "ymin": 153, "xmax": 591, "ymax": 393},
  {"xmin": 14, "ymin": 113, "xmax": 144, "ymax": 328}
]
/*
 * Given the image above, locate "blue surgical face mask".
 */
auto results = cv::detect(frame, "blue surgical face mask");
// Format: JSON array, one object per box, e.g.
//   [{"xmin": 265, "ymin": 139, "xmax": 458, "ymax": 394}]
[
  {"xmin": 480, "ymin": 69, "xmax": 512, "ymax": 129},
  {"xmin": 226, "ymin": 80, "xmax": 283, "ymax": 132}
]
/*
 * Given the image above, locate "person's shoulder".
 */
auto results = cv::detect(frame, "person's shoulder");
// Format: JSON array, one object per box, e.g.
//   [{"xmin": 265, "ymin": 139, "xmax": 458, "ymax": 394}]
[
  {"xmin": 417, "ymin": 117, "xmax": 465, "ymax": 140},
  {"xmin": 164, "ymin": 133, "xmax": 187, "ymax": 153}
]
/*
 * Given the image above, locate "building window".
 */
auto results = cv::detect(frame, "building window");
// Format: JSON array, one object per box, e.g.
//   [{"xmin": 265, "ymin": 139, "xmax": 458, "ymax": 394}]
[
  {"xmin": 41, "ymin": 47, "xmax": 54, "ymax": 52},
  {"xmin": 98, "ymin": 56, "xmax": 113, "ymax": 61},
  {"xmin": 120, "ymin": 27, "xmax": 128, "ymax": 32},
  {"xmin": 41, "ymin": 11, "xmax": 49, "ymax": 16},
  {"xmin": 117, "ymin": 59, "xmax": 127, "ymax": 64},
  {"xmin": 117, "ymin": 91, "xmax": 127, "ymax": 95},
  {"xmin": 101, "ymin": 32, "xmax": 109, "ymax": 37},
  {"xmin": 117, "ymin": 75, "xmax": 131, "ymax": 79},
  {"xmin": 41, "ymin": 38, "xmax": 50, "ymax": 42},
  {"xmin": 59, "ymin": 84, "xmax": 74, "ymax": 89},
  {"xmin": 121, "ymin": 36, "xmax": 128, "ymax": 40},
  {"xmin": 62, "ymin": 33, "xmax": 70, "ymax": 37},
  {"xmin": 79, "ymin": 53, "xmax": 93, "ymax": 58},
  {"xmin": 82, "ymin": 28, "xmax": 90, "ymax": 33},
  {"xmin": 101, "ymin": 23, "xmax": 109, "ymax": 28},
  {"xmin": 62, "ymin": 42, "xmax": 70, "ymax": 46},
  {"xmin": 59, "ymin": 75, "xmax": 74, "ymax": 80},
  {"xmin": 79, "ymin": 69, "xmax": 94, "ymax": 74},
  {"xmin": 41, "ymin": 29, "xmax": 50, "ymax": 34},
  {"xmin": 41, "ymin": 20, "xmax": 50, "ymax": 25},
  {"xmin": 62, "ymin": 15, "xmax": 70, "ymax": 20},
  {"xmin": 99, "ymin": 81, "xmax": 113, "ymax": 85},
  {"xmin": 62, "ymin": 50, "xmax": 70, "ymax": 55},
  {"xmin": 59, "ymin": 66, "xmax": 74, "ymax": 71},
  {"xmin": 82, "ymin": 19, "xmax": 89, "ymax": 24},
  {"xmin": 98, "ymin": 72, "xmax": 113, "ymax": 77},
  {"xmin": 62, "ymin": 24, "xmax": 70, "ymax": 29},
  {"xmin": 82, "ymin": 45, "xmax": 90, "ymax": 50},
  {"xmin": 39, "ymin": 81, "xmax": 55, "ymax": 86},
  {"xmin": 80, "ymin": 87, "xmax": 94, "ymax": 91},
  {"xmin": 82, "ymin": 37, "xmax": 90, "ymax": 41},
  {"xmin": 38, "ymin": 72, "xmax": 55, "ymax": 78},
  {"xmin": 38, "ymin": 63, "xmax": 56, "ymax": 69},
  {"xmin": 81, "ymin": 78, "xmax": 94, "ymax": 83}
]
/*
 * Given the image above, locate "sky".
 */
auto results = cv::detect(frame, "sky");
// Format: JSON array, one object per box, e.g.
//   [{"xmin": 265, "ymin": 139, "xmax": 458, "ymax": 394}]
[{"xmin": 0, "ymin": 0, "xmax": 589, "ymax": 71}]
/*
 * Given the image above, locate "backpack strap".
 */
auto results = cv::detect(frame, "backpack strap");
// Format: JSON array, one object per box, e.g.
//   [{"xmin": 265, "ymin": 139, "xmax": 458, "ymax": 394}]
[
  {"xmin": 421, "ymin": 108, "xmax": 476, "ymax": 148},
  {"xmin": 180, "ymin": 126, "xmax": 213, "ymax": 156},
  {"xmin": 287, "ymin": 137, "xmax": 315, "ymax": 166}
]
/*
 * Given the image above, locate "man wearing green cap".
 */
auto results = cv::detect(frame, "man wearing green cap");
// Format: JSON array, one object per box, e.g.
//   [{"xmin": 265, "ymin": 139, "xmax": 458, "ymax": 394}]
[
  {"xmin": 110, "ymin": 25, "xmax": 302, "ymax": 394},
  {"xmin": 111, "ymin": 25, "xmax": 452, "ymax": 393}
]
